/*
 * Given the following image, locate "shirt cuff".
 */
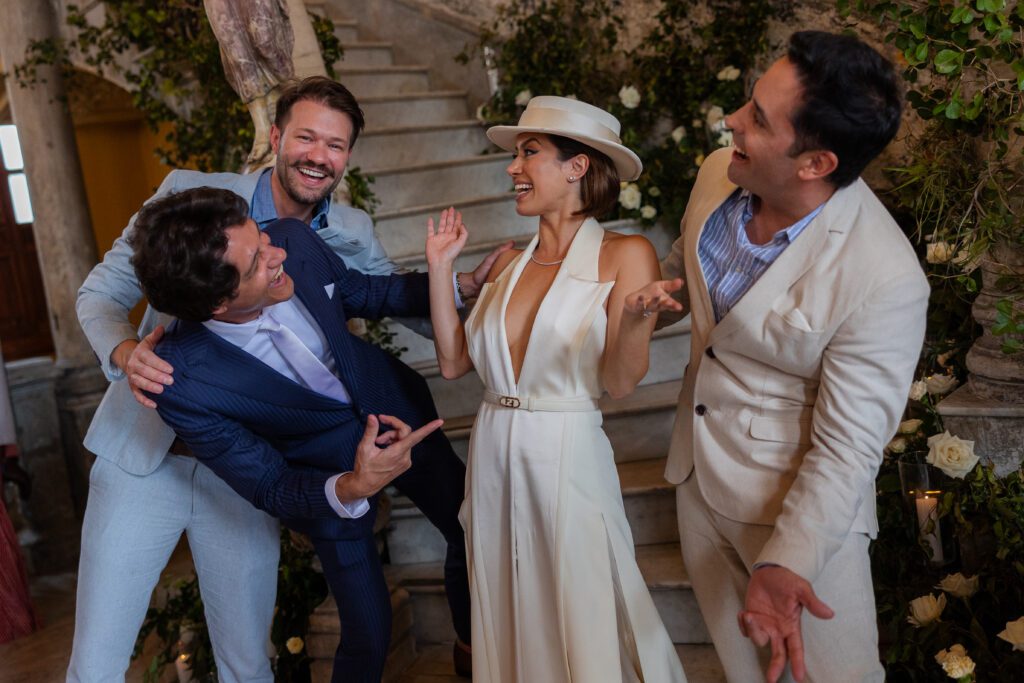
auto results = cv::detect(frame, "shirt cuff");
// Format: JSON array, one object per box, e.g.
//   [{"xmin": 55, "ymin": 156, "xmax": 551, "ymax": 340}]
[
  {"xmin": 452, "ymin": 272, "xmax": 465, "ymax": 309},
  {"xmin": 325, "ymin": 473, "xmax": 370, "ymax": 519}
]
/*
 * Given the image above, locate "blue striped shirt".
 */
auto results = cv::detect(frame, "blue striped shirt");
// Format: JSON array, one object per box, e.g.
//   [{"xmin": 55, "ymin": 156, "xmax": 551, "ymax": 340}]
[{"xmin": 698, "ymin": 190, "xmax": 824, "ymax": 321}]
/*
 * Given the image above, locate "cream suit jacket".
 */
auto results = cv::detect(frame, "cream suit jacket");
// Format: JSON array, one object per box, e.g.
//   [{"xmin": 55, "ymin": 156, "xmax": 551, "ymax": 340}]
[{"xmin": 661, "ymin": 148, "xmax": 929, "ymax": 584}]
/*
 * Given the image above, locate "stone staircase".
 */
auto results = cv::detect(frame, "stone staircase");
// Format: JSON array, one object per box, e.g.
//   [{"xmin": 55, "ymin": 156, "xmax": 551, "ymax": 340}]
[{"xmin": 303, "ymin": 2, "xmax": 721, "ymax": 680}]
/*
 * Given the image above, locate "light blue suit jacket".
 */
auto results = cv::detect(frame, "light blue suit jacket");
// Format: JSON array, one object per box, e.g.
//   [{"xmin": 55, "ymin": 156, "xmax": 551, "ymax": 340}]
[{"xmin": 77, "ymin": 169, "xmax": 401, "ymax": 475}]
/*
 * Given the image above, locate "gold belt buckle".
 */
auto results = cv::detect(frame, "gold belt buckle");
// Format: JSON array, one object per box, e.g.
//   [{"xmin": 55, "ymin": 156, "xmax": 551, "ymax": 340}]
[{"xmin": 498, "ymin": 395, "xmax": 521, "ymax": 408}]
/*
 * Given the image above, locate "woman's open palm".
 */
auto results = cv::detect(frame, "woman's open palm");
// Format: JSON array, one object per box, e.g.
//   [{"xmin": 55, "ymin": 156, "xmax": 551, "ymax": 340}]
[{"xmin": 426, "ymin": 206, "xmax": 469, "ymax": 268}]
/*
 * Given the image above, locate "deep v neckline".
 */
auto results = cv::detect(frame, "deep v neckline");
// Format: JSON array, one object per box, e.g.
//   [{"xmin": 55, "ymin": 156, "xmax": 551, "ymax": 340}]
[
  {"xmin": 500, "ymin": 235, "xmax": 564, "ymax": 388},
  {"xmin": 499, "ymin": 220, "xmax": 596, "ymax": 388}
]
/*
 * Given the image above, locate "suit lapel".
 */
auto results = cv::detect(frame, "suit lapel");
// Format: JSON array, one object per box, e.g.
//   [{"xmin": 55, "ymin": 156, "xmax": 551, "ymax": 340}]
[
  {"xmin": 283, "ymin": 244, "xmax": 363, "ymax": 407},
  {"xmin": 706, "ymin": 179, "xmax": 859, "ymax": 345},
  {"xmin": 687, "ymin": 165, "xmax": 738, "ymax": 337}
]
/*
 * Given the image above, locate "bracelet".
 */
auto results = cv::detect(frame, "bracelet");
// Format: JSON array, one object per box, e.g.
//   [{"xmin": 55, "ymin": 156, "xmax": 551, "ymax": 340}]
[{"xmin": 455, "ymin": 273, "xmax": 469, "ymax": 302}]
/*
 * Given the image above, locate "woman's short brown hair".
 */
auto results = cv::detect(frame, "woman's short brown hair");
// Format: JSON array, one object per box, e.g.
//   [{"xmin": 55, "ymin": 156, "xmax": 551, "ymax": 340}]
[{"xmin": 548, "ymin": 134, "xmax": 620, "ymax": 218}]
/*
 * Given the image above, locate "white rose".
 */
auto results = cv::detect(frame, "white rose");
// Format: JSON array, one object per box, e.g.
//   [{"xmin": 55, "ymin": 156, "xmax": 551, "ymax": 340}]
[
  {"xmin": 618, "ymin": 85, "xmax": 641, "ymax": 109},
  {"xmin": 648, "ymin": 186, "xmax": 661, "ymax": 197},
  {"xmin": 909, "ymin": 380, "xmax": 928, "ymax": 401},
  {"xmin": 926, "ymin": 373, "xmax": 959, "ymax": 395},
  {"xmin": 640, "ymin": 205, "xmax": 657, "ymax": 220},
  {"xmin": 618, "ymin": 183, "xmax": 642, "ymax": 210},
  {"xmin": 716, "ymin": 65, "xmax": 741, "ymax": 81},
  {"xmin": 998, "ymin": 616, "xmax": 1024, "ymax": 651},
  {"xmin": 717, "ymin": 130, "xmax": 734, "ymax": 147},
  {"xmin": 907, "ymin": 593, "xmax": 946, "ymax": 627},
  {"xmin": 935, "ymin": 643, "xmax": 967, "ymax": 664},
  {"xmin": 514, "ymin": 89, "xmax": 532, "ymax": 107},
  {"xmin": 285, "ymin": 636, "xmax": 304, "ymax": 654},
  {"xmin": 936, "ymin": 573, "xmax": 979, "ymax": 598},
  {"xmin": 926, "ymin": 431, "xmax": 979, "ymax": 479},
  {"xmin": 670, "ymin": 126, "xmax": 686, "ymax": 143},
  {"xmin": 886, "ymin": 437, "xmax": 908, "ymax": 454},
  {"xmin": 705, "ymin": 105, "xmax": 725, "ymax": 129},
  {"xmin": 899, "ymin": 419, "xmax": 924, "ymax": 434},
  {"xmin": 941, "ymin": 654, "xmax": 975, "ymax": 679},
  {"xmin": 926, "ymin": 241, "xmax": 955, "ymax": 264}
]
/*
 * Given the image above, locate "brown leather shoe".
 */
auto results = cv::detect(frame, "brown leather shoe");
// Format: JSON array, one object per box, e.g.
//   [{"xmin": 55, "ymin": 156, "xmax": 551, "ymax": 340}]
[{"xmin": 453, "ymin": 639, "xmax": 472, "ymax": 678}]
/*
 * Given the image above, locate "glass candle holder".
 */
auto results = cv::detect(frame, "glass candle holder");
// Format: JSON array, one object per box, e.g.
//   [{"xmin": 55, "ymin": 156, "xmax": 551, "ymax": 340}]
[{"xmin": 898, "ymin": 460, "xmax": 947, "ymax": 564}]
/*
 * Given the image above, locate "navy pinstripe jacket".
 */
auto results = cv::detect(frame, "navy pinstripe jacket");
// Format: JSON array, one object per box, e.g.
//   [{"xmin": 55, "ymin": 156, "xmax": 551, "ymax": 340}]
[{"xmin": 151, "ymin": 218, "xmax": 438, "ymax": 541}]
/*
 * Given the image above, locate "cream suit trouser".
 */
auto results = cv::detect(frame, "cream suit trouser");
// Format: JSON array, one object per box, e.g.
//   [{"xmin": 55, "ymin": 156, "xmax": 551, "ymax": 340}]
[{"xmin": 676, "ymin": 473, "xmax": 884, "ymax": 683}]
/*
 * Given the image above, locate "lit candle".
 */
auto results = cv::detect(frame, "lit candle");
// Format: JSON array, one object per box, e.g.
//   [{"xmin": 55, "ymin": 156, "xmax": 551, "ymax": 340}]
[
  {"xmin": 176, "ymin": 653, "xmax": 192, "ymax": 683},
  {"xmin": 915, "ymin": 494, "xmax": 944, "ymax": 563}
]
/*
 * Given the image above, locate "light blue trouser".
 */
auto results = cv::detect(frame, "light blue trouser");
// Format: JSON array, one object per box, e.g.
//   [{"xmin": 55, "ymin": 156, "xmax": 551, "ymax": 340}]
[{"xmin": 67, "ymin": 454, "xmax": 280, "ymax": 683}]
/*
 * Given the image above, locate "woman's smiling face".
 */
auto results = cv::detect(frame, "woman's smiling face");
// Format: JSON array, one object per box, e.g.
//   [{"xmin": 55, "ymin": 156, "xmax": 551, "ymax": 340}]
[{"xmin": 505, "ymin": 133, "xmax": 579, "ymax": 216}]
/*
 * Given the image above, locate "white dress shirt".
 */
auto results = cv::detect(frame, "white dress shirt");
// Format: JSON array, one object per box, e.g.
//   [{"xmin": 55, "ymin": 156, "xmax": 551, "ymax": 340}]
[{"xmin": 204, "ymin": 296, "xmax": 369, "ymax": 520}]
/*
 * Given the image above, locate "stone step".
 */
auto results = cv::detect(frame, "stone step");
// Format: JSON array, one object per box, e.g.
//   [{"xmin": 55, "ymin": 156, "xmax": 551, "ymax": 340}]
[
  {"xmin": 332, "ymin": 19, "xmax": 360, "ymax": 44},
  {"xmin": 408, "ymin": 323, "xmax": 689, "ymax": 422},
  {"xmin": 393, "ymin": 642, "xmax": 724, "ymax": 682},
  {"xmin": 338, "ymin": 41, "xmax": 395, "ymax": 67},
  {"xmin": 374, "ymin": 193, "xmax": 533, "ymax": 261},
  {"xmin": 383, "ymin": 542, "xmax": 709, "ymax": 648},
  {"xmin": 351, "ymin": 121, "xmax": 489, "ymax": 172},
  {"xmin": 359, "ymin": 90, "xmax": 469, "ymax": 128},
  {"xmin": 308, "ymin": 586, "xmax": 417, "ymax": 683},
  {"xmin": 337, "ymin": 65, "xmax": 431, "ymax": 96},
  {"xmin": 386, "ymin": 450, "xmax": 679, "ymax": 568},
  {"xmin": 369, "ymin": 154, "xmax": 513, "ymax": 214}
]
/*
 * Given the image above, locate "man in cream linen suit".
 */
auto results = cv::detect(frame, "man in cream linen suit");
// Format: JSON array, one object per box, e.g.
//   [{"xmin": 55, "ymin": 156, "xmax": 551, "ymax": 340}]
[{"xmin": 646, "ymin": 31, "xmax": 929, "ymax": 682}]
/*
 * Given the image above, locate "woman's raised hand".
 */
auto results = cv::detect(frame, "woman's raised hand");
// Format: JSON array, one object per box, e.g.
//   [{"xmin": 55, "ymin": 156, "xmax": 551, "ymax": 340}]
[
  {"xmin": 624, "ymin": 278, "xmax": 685, "ymax": 318},
  {"xmin": 426, "ymin": 207, "xmax": 469, "ymax": 268}
]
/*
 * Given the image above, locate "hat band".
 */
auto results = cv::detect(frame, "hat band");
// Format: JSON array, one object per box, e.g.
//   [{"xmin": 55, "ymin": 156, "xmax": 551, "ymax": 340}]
[{"xmin": 517, "ymin": 107, "xmax": 622, "ymax": 145}]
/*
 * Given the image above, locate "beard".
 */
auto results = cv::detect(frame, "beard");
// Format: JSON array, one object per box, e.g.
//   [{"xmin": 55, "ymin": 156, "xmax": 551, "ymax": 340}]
[{"xmin": 276, "ymin": 156, "xmax": 343, "ymax": 207}]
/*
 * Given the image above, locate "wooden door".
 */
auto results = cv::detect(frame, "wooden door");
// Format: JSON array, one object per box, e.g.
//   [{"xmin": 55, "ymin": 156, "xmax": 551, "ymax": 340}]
[{"xmin": 0, "ymin": 164, "xmax": 54, "ymax": 360}]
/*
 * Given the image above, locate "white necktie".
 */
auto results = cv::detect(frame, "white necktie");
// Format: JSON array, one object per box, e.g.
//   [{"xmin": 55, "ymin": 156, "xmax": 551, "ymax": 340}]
[{"xmin": 258, "ymin": 312, "xmax": 350, "ymax": 403}]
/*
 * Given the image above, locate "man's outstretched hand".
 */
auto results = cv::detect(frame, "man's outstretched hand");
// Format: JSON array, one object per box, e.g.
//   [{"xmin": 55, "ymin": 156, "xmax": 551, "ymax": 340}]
[
  {"xmin": 738, "ymin": 565, "xmax": 834, "ymax": 682},
  {"xmin": 337, "ymin": 414, "xmax": 443, "ymax": 502},
  {"xmin": 112, "ymin": 325, "xmax": 174, "ymax": 409},
  {"xmin": 456, "ymin": 240, "xmax": 514, "ymax": 299}
]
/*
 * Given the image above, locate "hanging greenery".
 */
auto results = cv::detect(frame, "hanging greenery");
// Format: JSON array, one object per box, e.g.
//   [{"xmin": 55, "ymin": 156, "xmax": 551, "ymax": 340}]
[
  {"xmin": 14, "ymin": 0, "xmax": 342, "ymax": 172},
  {"xmin": 460, "ymin": 0, "xmax": 792, "ymax": 230}
]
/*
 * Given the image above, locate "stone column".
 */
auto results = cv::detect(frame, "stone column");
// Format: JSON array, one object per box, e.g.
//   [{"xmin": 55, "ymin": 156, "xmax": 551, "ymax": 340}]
[
  {"xmin": 0, "ymin": 0, "xmax": 99, "ymax": 368},
  {"xmin": 938, "ymin": 242, "xmax": 1024, "ymax": 476},
  {"xmin": 1, "ymin": 0, "xmax": 108, "ymax": 572}
]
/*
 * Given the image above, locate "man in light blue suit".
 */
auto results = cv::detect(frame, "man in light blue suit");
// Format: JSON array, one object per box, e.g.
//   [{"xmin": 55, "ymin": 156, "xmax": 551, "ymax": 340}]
[{"xmin": 70, "ymin": 77, "xmax": 496, "ymax": 681}]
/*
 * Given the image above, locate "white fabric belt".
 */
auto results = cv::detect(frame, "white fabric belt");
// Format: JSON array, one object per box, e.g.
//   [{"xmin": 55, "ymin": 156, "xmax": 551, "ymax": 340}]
[{"xmin": 483, "ymin": 391, "xmax": 599, "ymax": 412}]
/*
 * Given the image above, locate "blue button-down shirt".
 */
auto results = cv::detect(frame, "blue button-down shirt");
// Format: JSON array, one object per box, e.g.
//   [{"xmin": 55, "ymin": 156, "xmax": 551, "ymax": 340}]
[
  {"xmin": 698, "ymin": 189, "xmax": 824, "ymax": 321},
  {"xmin": 250, "ymin": 168, "xmax": 331, "ymax": 231}
]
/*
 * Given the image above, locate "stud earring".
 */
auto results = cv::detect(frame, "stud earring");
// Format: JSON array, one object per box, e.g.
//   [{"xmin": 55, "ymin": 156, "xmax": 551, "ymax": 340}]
[{"xmin": 568, "ymin": 175, "xmax": 576, "ymax": 182}]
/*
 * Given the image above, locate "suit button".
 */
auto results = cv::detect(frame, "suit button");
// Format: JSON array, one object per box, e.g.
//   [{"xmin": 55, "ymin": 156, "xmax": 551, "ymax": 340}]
[
  {"xmin": 695, "ymin": 404, "xmax": 707, "ymax": 416},
  {"xmin": 705, "ymin": 347, "xmax": 716, "ymax": 359}
]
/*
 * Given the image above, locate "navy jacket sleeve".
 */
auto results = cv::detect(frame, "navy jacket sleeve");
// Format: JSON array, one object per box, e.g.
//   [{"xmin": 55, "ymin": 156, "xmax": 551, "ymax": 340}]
[{"xmin": 153, "ymin": 379, "xmax": 341, "ymax": 521}]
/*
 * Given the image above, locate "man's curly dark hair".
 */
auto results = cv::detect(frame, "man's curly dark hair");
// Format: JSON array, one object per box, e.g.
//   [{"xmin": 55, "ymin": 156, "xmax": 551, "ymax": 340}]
[{"xmin": 129, "ymin": 187, "xmax": 249, "ymax": 322}]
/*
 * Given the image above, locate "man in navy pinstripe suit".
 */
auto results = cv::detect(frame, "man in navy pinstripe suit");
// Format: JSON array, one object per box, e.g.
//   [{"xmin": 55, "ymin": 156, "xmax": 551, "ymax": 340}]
[{"xmin": 130, "ymin": 187, "xmax": 468, "ymax": 682}]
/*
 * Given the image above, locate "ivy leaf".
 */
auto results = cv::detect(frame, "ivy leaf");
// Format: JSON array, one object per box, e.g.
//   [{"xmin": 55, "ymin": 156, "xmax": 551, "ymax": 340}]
[
  {"xmin": 914, "ymin": 41, "xmax": 929, "ymax": 63},
  {"xmin": 907, "ymin": 14, "xmax": 927, "ymax": 39},
  {"xmin": 976, "ymin": 0, "xmax": 1005, "ymax": 12},
  {"xmin": 934, "ymin": 49, "xmax": 963, "ymax": 74}
]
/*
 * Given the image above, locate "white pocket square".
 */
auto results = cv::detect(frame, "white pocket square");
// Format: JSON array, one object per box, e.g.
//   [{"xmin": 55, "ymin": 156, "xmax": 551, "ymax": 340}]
[{"xmin": 324, "ymin": 283, "xmax": 335, "ymax": 299}]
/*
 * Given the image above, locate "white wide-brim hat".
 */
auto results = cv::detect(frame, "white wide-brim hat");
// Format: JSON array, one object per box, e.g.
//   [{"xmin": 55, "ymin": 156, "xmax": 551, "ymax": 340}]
[{"xmin": 487, "ymin": 96, "xmax": 643, "ymax": 181}]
